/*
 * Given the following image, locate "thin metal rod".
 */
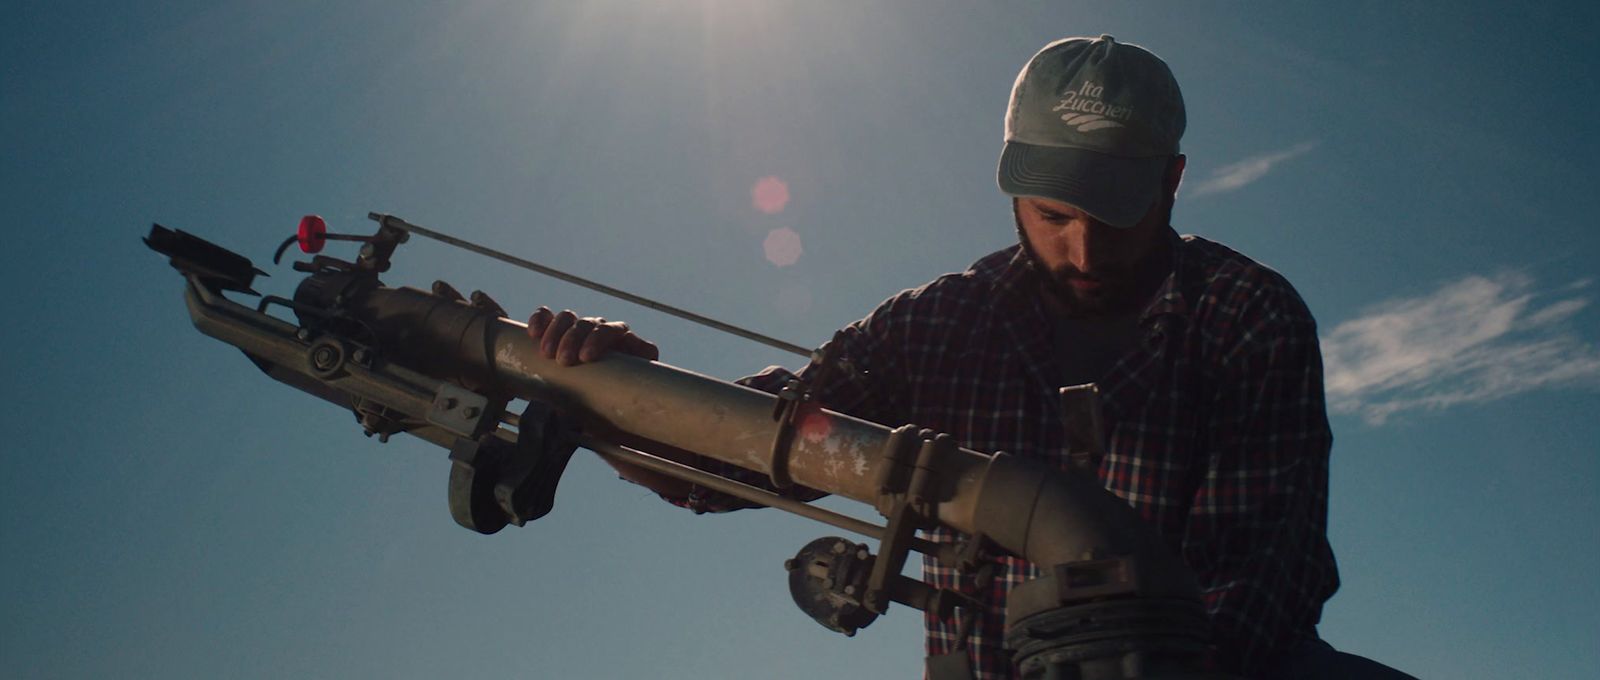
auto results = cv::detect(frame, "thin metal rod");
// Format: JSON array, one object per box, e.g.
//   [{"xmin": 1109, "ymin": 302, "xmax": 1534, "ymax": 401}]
[
  {"xmin": 370, "ymin": 212, "xmax": 814, "ymax": 359},
  {"xmin": 581, "ymin": 435, "xmax": 941, "ymax": 556}
]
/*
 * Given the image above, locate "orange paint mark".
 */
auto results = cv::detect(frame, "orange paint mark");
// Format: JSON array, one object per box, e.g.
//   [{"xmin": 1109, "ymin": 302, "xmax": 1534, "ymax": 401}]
[{"xmin": 798, "ymin": 406, "xmax": 833, "ymax": 443}]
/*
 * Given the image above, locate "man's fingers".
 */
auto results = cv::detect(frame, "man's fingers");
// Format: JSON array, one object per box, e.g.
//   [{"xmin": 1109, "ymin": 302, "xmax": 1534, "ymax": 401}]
[
  {"xmin": 620, "ymin": 332, "xmax": 661, "ymax": 361},
  {"xmin": 528, "ymin": 309, "xmax": 654, "ymax": 364},
  {"xmin": 434, "ymin": 282, "xmax": 510, "ymax": 319},
  {"xmin": 580, "ymin": 323, "xmax": 628, "ymax": 362},
  {"xmin": 541, "ymin": 310, "xmax": 578, "ymax": 358},
  {"xmin": 527, "ymin": 306, "xmax": 553, "ymax": 337},
  {"xmin": 556, "ymin": 317, "xmax": 599, "ymax": 366},
  {"xmin": 432, "ymin": 280, "xmax": 466, "ymax": 302},
  {"xmin": 582, "ymin": 324, "xmax": 659, "ymax": 362},
  {"xmin": 470, "ymin": 290, "xmax": 508, "ymax": 318}
]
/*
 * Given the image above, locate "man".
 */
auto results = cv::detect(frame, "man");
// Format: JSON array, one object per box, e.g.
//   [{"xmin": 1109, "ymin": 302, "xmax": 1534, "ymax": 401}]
[{"xmin": 528, "ymin": 35, "xmax": 1410, "ymax": 679}]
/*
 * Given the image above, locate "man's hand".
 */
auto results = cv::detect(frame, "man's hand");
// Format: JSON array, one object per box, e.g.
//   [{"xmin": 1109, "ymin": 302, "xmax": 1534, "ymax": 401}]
[
  {"xmin": 526, "ymin": 306, "xmax": 685, "ymax": 497},
  {"xmin": 526, "ymin": 307, "xmax": 660, "ymax": 366}
]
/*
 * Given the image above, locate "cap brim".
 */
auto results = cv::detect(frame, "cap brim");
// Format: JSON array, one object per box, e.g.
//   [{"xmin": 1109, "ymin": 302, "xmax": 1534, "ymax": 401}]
[{"xmin": 998, "ymin": 141, "xmax": 1167, "ymax": 228}]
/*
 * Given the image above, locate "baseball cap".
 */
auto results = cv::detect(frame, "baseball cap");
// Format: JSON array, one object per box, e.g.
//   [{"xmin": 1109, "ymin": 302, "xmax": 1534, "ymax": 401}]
[{"xmin": 997, "ymin": 35, "xmax": 1185, "ymax": 228}]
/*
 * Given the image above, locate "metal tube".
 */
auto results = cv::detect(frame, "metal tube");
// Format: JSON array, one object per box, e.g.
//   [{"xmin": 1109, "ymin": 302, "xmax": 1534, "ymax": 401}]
[
  {"xmin": 584, "ymin": 437, "xmax": 939, "ymax": 554},
  {"xmin": 355, "ymin": 286, "xmax": 1198, "ymax": 600}
]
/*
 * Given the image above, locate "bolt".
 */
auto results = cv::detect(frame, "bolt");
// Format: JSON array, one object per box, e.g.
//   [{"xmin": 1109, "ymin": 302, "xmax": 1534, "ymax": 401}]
[
  {"xmin": 462, "ymin": 406, "xmax": 480, "ymax": 419},
  {"xmin": 352, "ymin": 349, "xmax": 369, "ymax": 364},
  {"xmin": 857, "ymin": 549, "xmax": 870, "ymax": 560},
  {"xmin": 311, "ymin": 345, "xmax": 340, "ymax": 371},
  {"xmin": 442, "ymin": 397, "xmax": 459, "ymax": 410},
  {"xmin": 784, "ymin": 559, "xmax": 797, "ymax": 571},
  {"xmin": 843, "ymin": 585, "xmax": 857, "ymax": 596},
  {"xmin": 295, "ymin": 328, "xmax": 313, "ymax": 341},
  {"xmin": 831, "ymin": 542, "xmax": 847, "ymax": 554}
]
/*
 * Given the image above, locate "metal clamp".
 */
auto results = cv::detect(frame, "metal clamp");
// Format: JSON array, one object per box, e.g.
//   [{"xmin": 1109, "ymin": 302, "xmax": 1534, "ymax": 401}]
[{"xmin": 767, "ymin": 330, "xmax": 851, "ymax": 490}]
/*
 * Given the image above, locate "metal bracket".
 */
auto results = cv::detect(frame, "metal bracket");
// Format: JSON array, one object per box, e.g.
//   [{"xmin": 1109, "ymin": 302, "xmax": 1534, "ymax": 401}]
[
  {"xmin": 783, "ymin": 531, "xmax": 980, "ymax": 638},
  {"xmin": 144, "ymin": 223, "xmax": 266, "ymax": 295},
  {"xmin": 446, "ymin": 400, "xmax": 579, "ymax": 534},
  {"xmin": 783, "ymin": 425, "xmax": 986, "ymax": 638},
  {"xmin": 1059, "ymin": 383, "xmax": 1106, "ymax": 471},
  {"xmin": 427, "ymin": 383, "xmax": 494, "ymax": 439}
]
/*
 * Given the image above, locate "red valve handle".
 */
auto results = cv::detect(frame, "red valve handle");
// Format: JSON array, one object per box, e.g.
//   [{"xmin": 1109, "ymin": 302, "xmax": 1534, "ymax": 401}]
[{"xmin": 298, "ymin": 215, "xmax": 328, "ymax": 253}]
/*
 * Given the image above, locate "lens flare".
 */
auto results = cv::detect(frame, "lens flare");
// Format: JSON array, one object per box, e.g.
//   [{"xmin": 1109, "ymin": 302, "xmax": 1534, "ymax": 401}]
[
  {"xmin": 763, "ymin": 227, "xmax": 803, "ymax": 267},
  {"xmin": 752, "ymin": 175, "xmax": 791, "ymax": 214}
]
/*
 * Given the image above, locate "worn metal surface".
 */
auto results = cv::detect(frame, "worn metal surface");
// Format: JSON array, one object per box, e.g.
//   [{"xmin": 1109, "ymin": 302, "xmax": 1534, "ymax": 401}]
[{"xmin": 351, "ymin": 286, "xmax": 1198, "ymax": 600}]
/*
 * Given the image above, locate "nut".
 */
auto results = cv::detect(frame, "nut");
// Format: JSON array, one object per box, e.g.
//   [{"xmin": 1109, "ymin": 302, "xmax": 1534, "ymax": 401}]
[{"xmin": 311, "ymin": 346, "xmax": 340, "ymax": 371}]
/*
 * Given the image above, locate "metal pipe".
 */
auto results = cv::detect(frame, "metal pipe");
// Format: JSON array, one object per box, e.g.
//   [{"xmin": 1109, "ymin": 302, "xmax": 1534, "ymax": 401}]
[
  {"xmin": 584, "ymin": 437, "xmax": 940, "ymax": 554},
  {"xmin": 355, "ymin": 286, "xmax": 1199, "ymax": 600}
]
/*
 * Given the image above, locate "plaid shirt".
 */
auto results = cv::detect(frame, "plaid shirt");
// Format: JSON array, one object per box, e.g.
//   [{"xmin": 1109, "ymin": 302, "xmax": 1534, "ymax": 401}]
[{"xmin": 670, "ymin": 231, "xmax": 1339, "ymax": 678}]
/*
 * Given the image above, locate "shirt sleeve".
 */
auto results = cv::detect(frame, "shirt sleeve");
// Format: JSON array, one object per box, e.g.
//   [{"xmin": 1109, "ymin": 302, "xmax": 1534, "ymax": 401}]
[
  {"xmin": 660, "ymin": 297, "xmax": 909, "ymax": 514},
  {"xmin": 1188, "ymin": 287, "xmax": 1339, "ymax": 675}
]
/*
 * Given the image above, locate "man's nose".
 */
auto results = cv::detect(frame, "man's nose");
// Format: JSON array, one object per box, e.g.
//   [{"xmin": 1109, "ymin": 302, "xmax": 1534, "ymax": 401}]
[{"xmin": 1067, "ymin": 223, "xmax": 1106, "ymax": 275}]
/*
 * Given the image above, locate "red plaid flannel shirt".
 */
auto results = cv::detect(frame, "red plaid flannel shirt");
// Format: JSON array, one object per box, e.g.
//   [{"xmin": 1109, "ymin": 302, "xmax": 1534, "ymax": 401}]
[{"xmin": 669, "ymin": 231, "xmax": 1339, "ymax": 678}]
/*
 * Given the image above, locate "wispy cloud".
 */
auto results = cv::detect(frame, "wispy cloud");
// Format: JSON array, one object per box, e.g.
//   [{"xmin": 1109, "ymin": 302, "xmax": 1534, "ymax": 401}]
[
  {"xmin": 1187, "ymin": 141, "xmax": 1318, "ymax": 196},
  {"xmin": 1321, "ymin": 272, "xmax": 1600, "ymax": 425}
]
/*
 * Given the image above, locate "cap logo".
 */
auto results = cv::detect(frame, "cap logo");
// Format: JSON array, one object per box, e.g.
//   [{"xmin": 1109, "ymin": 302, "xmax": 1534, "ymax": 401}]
[{"xmin": 1051, "ymin": 81, "xmax": 1133, "ymax": 132}]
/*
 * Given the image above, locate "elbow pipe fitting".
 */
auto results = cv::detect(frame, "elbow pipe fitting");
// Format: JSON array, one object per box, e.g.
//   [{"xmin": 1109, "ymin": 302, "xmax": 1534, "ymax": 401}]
[{"xmin": 966, "ymin": 452, "xmax": 1199, "ymax": 600}]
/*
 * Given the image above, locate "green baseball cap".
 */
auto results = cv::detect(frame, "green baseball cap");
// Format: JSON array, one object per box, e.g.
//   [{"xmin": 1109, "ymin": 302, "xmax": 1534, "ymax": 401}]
[{"xmin": 997, "ymin": 35, "xmax": 1185, "ymax": 228}]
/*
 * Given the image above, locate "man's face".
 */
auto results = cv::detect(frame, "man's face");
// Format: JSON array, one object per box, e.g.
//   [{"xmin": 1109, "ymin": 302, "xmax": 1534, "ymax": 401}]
[
  {"xmin": 1013, "ymin": 155, "xmax": 1185, "ymax": 317},
  {"xmin": 1015, "ymin": 187, "xmax": 1179, "ymax": 318}
]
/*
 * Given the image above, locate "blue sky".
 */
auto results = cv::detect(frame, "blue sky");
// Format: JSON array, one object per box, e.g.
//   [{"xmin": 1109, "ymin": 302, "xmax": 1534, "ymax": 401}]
[{"xmin": 4, "ymin": 2, "xmax": 1598, "ymax": 678}]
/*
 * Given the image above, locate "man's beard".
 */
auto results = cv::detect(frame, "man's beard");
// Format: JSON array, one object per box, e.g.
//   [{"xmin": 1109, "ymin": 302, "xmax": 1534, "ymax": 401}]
[
  {"xmin": 1016, "ymin": 230, "xmax": 1118, "ymax": 316},
  {"xmin": 1014, "ymin": 224, "xmax": 1170, "ymax": 319}
]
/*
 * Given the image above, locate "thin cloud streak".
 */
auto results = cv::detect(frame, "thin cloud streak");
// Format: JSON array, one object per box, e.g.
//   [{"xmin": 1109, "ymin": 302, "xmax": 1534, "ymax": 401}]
[
  {"xmin": 1321, "ymin": 272, "xmax": 1600, "ymax": 424},
  {"xmin": 1188, "ymin": 141, "xmax": 1318, "ymax": 196}
]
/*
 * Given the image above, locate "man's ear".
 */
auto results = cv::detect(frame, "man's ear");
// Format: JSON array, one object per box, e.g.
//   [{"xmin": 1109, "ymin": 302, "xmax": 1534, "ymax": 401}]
[{"xmin": 1166, "ymin": 154, "xmax": 1187, "ymax": 196}]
